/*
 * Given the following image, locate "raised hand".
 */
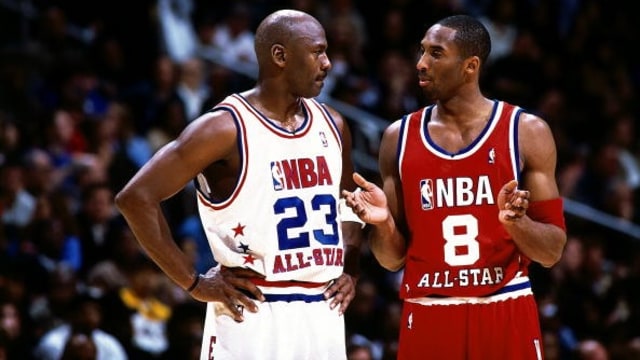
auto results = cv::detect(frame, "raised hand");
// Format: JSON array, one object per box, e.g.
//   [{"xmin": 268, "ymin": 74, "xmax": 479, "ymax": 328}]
[
  {"xmin": 497, "ymin": 180, "xmax": 530, "ymax": 223},
  {"xmin": 341, "ymin": 172, "xmax": 390, "ymax": 224}
]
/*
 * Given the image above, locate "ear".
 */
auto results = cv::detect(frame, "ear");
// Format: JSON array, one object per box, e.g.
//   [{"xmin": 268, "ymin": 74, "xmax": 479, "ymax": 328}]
[
  {"xmin": 464, "ymin": 56, "xmax": 480, "ymax": 75},
  {"xmin": 272, "ymin": 44, "xmax": 286, "ymax": 66}
]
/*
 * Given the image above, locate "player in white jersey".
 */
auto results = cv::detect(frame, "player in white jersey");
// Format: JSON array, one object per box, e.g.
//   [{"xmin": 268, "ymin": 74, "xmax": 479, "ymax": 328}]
[{"xmin": 115, "ymin": 9, "xmax": 364, "ymax": 360}]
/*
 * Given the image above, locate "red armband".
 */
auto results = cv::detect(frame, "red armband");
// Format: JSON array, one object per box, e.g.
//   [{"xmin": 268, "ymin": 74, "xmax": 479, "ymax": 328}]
[{"xmin": 527, "ymin": 197, "xmax": 566, "ymax": 231}]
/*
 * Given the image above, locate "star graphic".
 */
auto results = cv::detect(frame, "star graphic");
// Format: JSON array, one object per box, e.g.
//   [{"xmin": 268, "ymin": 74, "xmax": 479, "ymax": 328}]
[
  {"xmin": 238, "ymin": 242, "xmax": 250, "ymax": 253},
  {"xmin": 232, "ymin": 223, "xmax": 245, "ymax": 237},
  {"xmin": 243, "ymin": 254, "xmax": 256, "ymax": 265}
]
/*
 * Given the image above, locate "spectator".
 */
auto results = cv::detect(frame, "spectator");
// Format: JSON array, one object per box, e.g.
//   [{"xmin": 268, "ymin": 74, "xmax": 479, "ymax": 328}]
[
  {"xmin": 158, "ymin": 301, "xmax": 204, "ymax": 360},
  {"xmin": 175, "ymin": 57, "xmax": 210, "ymax": 121},
  {"xmin": 74, "ymin": 182, "xmax": 119, "ymax": 272},
  {"xmin": 0, "ymin": 162, "xmax": 37, "ymax": 240},
  {"xmin": 33, "ymin": 290, "xmax": 127, "ymax": 360},
  {"xmin": 60, "ymin": 331, "xmax": 97, "ymax": 360},
  {"xmin": 207, "ymin": 2, "xmax": 257, "ymax": 66},
  {"xmin": 100, "ymin": 258, "xmax": 171, "ymax": 359}
]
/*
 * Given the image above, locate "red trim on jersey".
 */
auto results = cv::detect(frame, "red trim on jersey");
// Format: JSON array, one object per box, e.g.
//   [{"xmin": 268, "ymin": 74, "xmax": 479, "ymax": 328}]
[
  {"xmin": 307, "ymin": 99, "xmax": 343, "ymax": 151},
  {"xmin": 196, "ymin": 102, "xmax": 249, "ymax": 210},
  {"xmin": 232, "ymin": 94, "xmax": 312, "ymax": 138},
  {"xmin": 527, "ymin": 197, "xmax": 566, "ymax": 231},
  {"xmin": 218, "ymin": 266, "xmax": 327, "ymax": 288}
]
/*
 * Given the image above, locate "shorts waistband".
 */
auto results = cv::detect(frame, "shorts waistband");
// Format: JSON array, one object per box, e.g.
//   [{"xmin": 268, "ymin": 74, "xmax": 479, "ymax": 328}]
[
  {"xmin": 246, "ymin": 278, "xmax": 331, "ymax": 303},
  {"xmin": 406, "ymin": 275, "xmax": 533, "ymax": 306}
]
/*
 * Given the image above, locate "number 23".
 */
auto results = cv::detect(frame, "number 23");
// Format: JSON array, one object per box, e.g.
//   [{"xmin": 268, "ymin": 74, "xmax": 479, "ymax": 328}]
[{"xmin": 274, "ymin": 194, "xmax": 339, "ymax": 250}]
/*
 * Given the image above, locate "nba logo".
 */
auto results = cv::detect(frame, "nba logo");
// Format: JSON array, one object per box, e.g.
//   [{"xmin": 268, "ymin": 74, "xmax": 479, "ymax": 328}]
[
  {"xmin": 488, "ymin": 148, "xmax": 496, "ymax": 164},
  {"xmin": 271, "ymin": 161, "xmax": 284, "ymax": 191},
  {"xmin": 420, "ymin": 179, "xmax": 433, "ymax": 210},
  {"xmin": 319, "ymin": 131, "xmax": 328, "ymax": 147}
]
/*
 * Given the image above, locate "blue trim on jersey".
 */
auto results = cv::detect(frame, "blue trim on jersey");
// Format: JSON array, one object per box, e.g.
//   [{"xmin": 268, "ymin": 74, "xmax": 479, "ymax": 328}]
[
  {"xmin": 236, "ymin": 93, "xmax": 310, "ymax": 135},
  {"xmin": 313, "ymin": 100, "xmax": 343, "ymax": 150},
  {"xmin": 263, "ymin": 293, "xmax": 327, "ymax": 303},
  {"xmin": 423, "ymin": 101, "xmax": 499, "ymax": 157},
  {"xmin": 492, "ymin": 279, "xmax": 531, "ymax": 295},
  {"xmin": 513, "ymin": 108, "xmax": 523, "ymax": 184},
  {"xmin": 426, "ymin": 279, "xmax": 531, "ymax": 298},
  {"xmin": 193, "ymin": 106, "xmax": 244, "ymax": 204},
  {"xmin": 397, "ymin": 112, "xmax": 411, "ymax": 177}
]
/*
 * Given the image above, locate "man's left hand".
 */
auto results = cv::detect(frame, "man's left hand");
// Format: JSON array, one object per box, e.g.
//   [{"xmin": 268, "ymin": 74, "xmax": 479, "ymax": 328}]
[{"xmin": 324, "ymin": 273, "xmax": 357, "ymax": 315}]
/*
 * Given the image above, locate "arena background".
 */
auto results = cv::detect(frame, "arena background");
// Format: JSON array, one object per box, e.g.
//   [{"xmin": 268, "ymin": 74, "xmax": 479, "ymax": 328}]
[{"xmin": 1, "ymin": 1, "xmax": 639, "ymax": 359}]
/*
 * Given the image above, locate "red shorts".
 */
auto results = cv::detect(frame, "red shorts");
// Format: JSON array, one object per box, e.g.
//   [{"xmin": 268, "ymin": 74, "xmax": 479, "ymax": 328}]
[{"xmin": 397, "ymin": 277, "xmax": 544, "ymax": 360}]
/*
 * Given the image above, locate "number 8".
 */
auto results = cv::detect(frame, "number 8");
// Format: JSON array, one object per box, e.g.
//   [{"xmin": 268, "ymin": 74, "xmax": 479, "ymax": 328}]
[{"xmin": 442, "ymin": 214, "xmax": 480, "ymax": 266}]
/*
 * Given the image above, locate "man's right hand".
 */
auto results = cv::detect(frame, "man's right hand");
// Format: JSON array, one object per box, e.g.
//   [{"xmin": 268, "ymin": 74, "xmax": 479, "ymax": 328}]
[{"xmin": 190, "ymin": 266, "xmax": 266, "ymax": 322}]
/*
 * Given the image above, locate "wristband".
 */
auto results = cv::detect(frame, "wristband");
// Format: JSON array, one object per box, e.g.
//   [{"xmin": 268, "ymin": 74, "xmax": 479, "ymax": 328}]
[
  {"xmin": 186, "ymin": 273, "xmax": 202, "ymax": 293},
  {"xmin": 527, "ymin": 197, "xmax": 566, "ymax": 231}
]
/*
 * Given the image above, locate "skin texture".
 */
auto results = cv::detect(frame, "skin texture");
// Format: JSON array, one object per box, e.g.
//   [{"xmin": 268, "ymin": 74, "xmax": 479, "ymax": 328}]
[
  {"xmin": 115, "ymin": 9, "xmax": 362, "ymax": 321},
  {"xmin": 342, "ymin": 18, "xmax": 567, "ymax": 272}
]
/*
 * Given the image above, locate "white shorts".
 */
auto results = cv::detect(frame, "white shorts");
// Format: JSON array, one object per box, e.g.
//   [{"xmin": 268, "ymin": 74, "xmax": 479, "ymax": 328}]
[{"xmin": 199, "ymin": 282, "xmax": 346, "ymax": 360}]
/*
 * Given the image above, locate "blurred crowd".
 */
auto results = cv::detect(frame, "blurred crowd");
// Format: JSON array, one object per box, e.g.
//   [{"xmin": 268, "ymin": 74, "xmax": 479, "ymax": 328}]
[{"xmin": 1, "ymin": 0, "xmax": 639, "ymax": 359}]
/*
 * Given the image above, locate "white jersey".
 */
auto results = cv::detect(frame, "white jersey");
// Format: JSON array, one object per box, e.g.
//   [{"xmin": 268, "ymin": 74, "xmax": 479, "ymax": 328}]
[{"xmin": 195, "ymin": 94, "xmax": 345, "ymax": 283}]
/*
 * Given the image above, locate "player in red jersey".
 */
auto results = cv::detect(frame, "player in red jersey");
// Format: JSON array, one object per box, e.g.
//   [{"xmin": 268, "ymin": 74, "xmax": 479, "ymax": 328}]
[{"xmin": 343, "ymin": 15, "xmax": 567, "ymax": 360}]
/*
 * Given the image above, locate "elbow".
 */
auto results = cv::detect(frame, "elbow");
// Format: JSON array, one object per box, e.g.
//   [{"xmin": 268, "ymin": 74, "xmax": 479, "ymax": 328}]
[
  {"xmin": 114, "ymin": 187, "xmax": 136, "ymax": 215},
  {"xmin": 539, "ymin": 254, "xmax": 561, "ymax": 268},
  {"xmin": 540, "ymin": 233, "xmax": 568, "ymax": 268}
]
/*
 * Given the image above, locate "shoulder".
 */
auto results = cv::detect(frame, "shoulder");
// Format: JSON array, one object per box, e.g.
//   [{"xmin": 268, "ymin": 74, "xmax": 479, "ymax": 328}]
[
  {"xmin": 381, "ymin": 119, "xmax": 403, "ymax": 143},
  {"xmin": 517, "ymin": 111, "xmax": 554, "ymax": 141},
  {"xmin": 312, "ymin": 101, "xmax": 346, "ymax": 131},
  {"xmin": 93, "ymin": 329, "xmax": 124, "ymax": 344},
  {"xmin": 516, "ymin": 110, "xmax": 557, "ymax": 165},
  {"xmin": 92, "ymin": 330, "xmax": 128, "ymax": 357},
  {"xmin": 317, "ymin": 102, "xmax": 343, "ymax": 121},
  {"xmin": 181, "ymin": 108, "xmax": 238, "ymax": 141}
]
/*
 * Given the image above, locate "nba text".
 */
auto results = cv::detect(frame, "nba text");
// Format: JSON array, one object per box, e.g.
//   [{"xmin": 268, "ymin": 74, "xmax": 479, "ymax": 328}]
[
  {"xmin": 271, "ymin": 156, "xmax": 333, "ymax": 191},
  {"xmin": 420, "ymin": 175, "xmax": 494, "ymax": 210}
]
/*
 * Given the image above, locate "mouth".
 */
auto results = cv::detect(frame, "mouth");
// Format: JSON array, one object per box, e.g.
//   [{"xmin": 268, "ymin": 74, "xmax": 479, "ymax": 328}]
[{"xmin": 418, "ymin": 76, "xmax": 431, "ymax": 87}]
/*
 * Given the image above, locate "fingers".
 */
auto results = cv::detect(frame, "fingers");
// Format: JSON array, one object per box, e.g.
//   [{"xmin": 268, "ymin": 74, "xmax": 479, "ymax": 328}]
[
  {"xmin": 352, "ymin": 172, "xmax": 375, "ymax": 192},
  {"xmin": 501, "ymin": 179, "xmax": 519, "ymax": 194},
  {"xmin": 503, "ymin": 188, "xmax": 530, "ymax": 221},
  {"xmin": 324, "ymin": 274, "xmax": 356, "ymax": 315},
  {"xmin": 221, "ymin": 267, "xmax": 266, "ymax": 303},
  {"xmin": 507, "ymin": 189, "xmax": 530, "ymax": 210},
  {"xmin": 194, "ymin": 267, "xmax": 266, "ymax": 321}
]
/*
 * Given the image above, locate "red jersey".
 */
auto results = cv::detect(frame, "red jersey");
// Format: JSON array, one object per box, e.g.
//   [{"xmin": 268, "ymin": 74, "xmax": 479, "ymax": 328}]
[{"xmin": 398, "ymin": 100, "xmax": 530, "ymax": 298}]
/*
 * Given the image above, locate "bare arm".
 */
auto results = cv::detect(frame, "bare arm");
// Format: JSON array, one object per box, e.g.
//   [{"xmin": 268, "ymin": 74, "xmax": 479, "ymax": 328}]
[
  {"xmin": 343, "ymin": 121, "xmax": 408, "ymax": 271},
  {"xmin": 370, "ymin": 122, "xmax": 408, "ymax": 270},
  {"xmin": 499, "ymin": 113, "xmax": 567, "ymax": 267},
  {"xmin": 115, "ymin": 110, "xmax": 263, "ymax": 319}
]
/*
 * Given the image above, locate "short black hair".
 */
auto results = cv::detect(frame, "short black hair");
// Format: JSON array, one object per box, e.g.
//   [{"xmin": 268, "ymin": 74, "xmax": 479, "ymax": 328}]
[{"xmin": 436, "ymin": 15, "xmax": 491, "ymax": 64}]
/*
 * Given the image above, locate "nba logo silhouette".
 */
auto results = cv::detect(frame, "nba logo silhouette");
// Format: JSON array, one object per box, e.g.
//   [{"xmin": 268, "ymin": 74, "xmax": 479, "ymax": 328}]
[
  {"xmin": 271, "ymin": 161, "xmax": 284, "ymax": 191},
  {"xmin": 488, "ymin": 147, "xmax": 496, "ymax": 164},
  {"xmin": 420, "ymin": 179, "xmax": 433, "ymax": 210},
  {"xmin": 319, "ymin": 131, "xmax": 328, "ymax": 147}
]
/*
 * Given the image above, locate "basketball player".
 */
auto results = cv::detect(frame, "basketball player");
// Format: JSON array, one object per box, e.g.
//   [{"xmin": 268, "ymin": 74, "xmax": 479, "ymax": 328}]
[
  {"xmin": 115, "ymin": 10, "xmax": 364, "ymax": 360},
  {"xmin": 342, "ymin": 15, "xmax": 567, "ymax": 360}
]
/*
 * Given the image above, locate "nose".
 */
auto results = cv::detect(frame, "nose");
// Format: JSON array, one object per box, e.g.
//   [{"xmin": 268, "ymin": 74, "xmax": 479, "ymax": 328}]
[
  {"xmin": 416, "ymin": 53, "xmax": 427, "ymax": 72},
  {"xmin": 321, "ymin": 54, "xmax": 332, "ymax": 71}
]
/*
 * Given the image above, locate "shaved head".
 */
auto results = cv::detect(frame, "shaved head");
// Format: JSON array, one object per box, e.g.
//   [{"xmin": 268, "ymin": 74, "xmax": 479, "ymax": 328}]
[{"xmin": 254, "ymin": 9, "xmax": 323, "ymax": 68}]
